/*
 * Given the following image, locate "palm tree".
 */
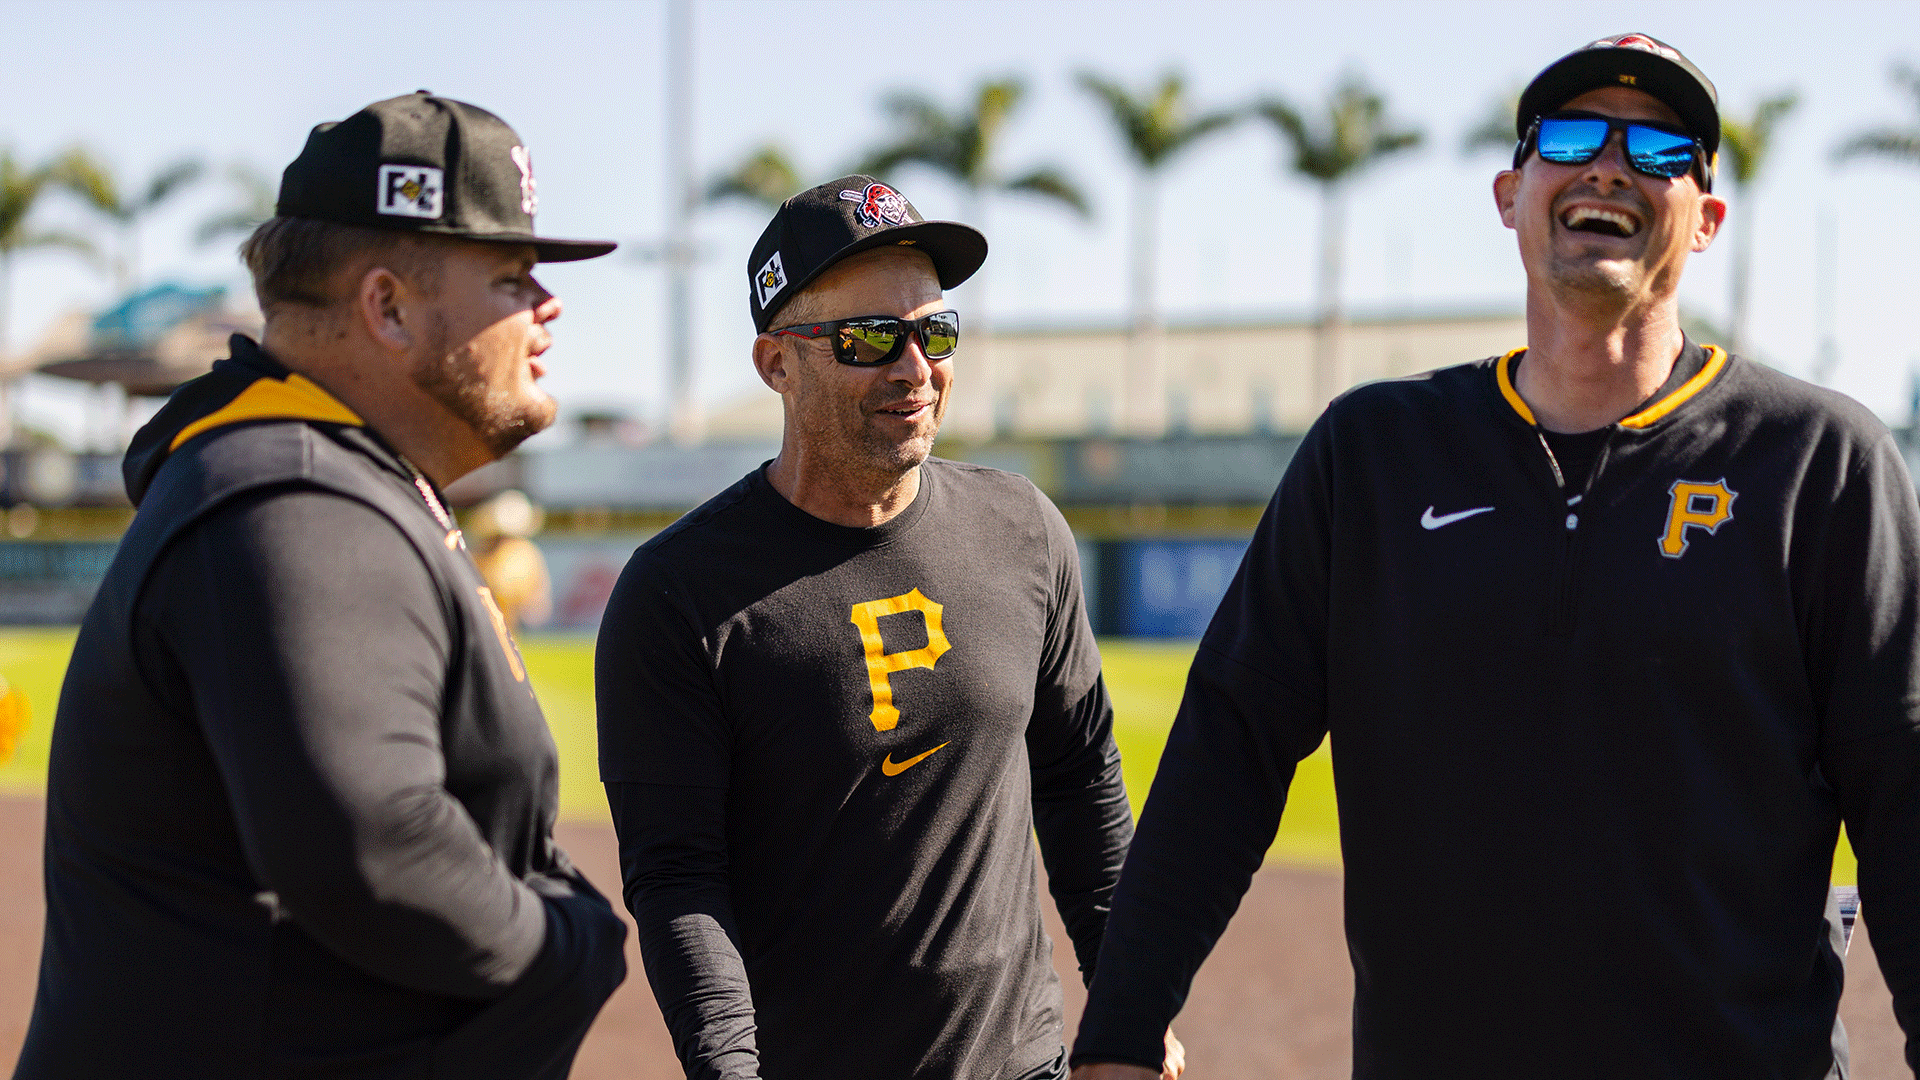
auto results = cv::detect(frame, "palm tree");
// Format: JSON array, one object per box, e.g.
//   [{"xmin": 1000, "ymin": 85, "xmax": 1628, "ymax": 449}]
[
  {"xmin": 1, "ymin": 148, "xmax": 98, "ymax": 445},
  {"xmin": 1719, "ymin": 92, "xmax": 1799, "ymax": 357},
  {"xmin": 55, "ymin": 150, "xmax": 204, "ymax": 290},
  {"xmin": 1836, "ymin": 62, "xmax": 1920, "ymax": 168},
  {"xmin": 1257, "ymin": 73, "xmax": 1422, "ymax": 410},
  {"xmin": 705, "ymin": 143, "xmax": 803, "ymax": 210},
  {"xmin": 195, "ymin": 162, "xmax": 277, "ymax": 246},
  {"xmin": 858, "ymin": 77, "xmax": 1089, "ymax": 437},
  {"xmin": 1078, "ymin": 70, "xmax": 1239, "ymax": 435},
  {"xmin": 1461, "ymin": 86, "xmax": 1523, "ymax": 157},
  {"xmin": 858, "ymin": 77, "xmax": 1089, "ymax": 224}
]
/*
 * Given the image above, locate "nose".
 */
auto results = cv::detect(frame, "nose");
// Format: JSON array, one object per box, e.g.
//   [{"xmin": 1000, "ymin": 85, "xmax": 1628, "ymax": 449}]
[
  {"xmin": 533, "ymin": 289, "xmax": 563, "ymax": 324},
  {"xmin": 887, "ymin": 333, "xmax": 934, "ymax": 385},
  {"xmin": 1583, "ymin": 130, "xmax": 1634, "ymax": 189}
]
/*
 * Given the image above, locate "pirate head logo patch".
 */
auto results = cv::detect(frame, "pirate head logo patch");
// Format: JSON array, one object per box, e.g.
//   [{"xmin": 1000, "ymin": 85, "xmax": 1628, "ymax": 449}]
[
  {"xmin": 377, "ymin": 164, "xmax": 444, "ymax": 219},
  {"xmin": 1596, "ymin": 33, "xmax": 1680, "ymax": 62},
  {"xmin": 756, "ymin": 250, "xmax": 787, "ymax": 308},
  {"xmin": 509, "ymin": 146, "xmax": 538, "ymax": 215},
  {"xmin": 839, "ymin": 182, "xmax": 912, "ymax": 230}
]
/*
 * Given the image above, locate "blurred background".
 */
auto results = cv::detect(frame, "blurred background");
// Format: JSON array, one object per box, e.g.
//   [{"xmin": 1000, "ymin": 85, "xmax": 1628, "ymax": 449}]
[{"xmin": 0, "ymin": 0, "xmax": 1915, "ymax": 637}]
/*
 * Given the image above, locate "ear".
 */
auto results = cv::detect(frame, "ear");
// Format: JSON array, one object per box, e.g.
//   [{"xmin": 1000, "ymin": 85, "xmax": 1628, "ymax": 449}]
[
  {"xmin": 1691, "ymin": 192, "xmax": 1728, "ymax": 253},
  {"xmin": 355, "ymin": 266, "xmax": 413, "ymax": 353},
  {"xmin": 1493, "ymin": 170, "xmax": 1521, "ymax": 230},
  {"xmin": 753, "ymin": 333, "xmax": 797, "ymax": 394}
]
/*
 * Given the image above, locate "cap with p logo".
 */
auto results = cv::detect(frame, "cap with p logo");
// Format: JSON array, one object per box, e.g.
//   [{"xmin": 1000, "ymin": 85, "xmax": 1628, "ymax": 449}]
[
  {"xmin": 276, "ymin": 91, "xmax": 615, "ymax": 263},
  {"xmin": 746, "ymin": 174, "xmax": 988, "ymax": 332}
]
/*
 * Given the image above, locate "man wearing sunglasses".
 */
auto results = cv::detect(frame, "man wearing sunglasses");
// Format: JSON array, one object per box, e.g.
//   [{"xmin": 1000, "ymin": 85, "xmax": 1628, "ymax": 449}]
[
  {"xmin": 596, "ymin": 177, "xmax": 1176, "ymax": 1079},
  {"xmin": 1073, "ymin": 33, "xmax": 1920, "ymax": 1079}
]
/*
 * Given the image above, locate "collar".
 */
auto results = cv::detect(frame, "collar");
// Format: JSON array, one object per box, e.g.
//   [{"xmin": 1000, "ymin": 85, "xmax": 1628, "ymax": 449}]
[{"xmin": 1495, "ymin": 340, "xmax": 1727, "ymax": 430}]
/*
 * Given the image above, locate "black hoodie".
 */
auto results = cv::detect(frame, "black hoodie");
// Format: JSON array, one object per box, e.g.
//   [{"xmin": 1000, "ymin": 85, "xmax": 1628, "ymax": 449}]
[{"xmin": 17, "ymin": 336, "xmax": 626, "ymax": 1079}]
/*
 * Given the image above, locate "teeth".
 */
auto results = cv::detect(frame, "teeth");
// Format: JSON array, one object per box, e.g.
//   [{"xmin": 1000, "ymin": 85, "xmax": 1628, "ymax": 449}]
[{"xmin": 1562, "ymin": 206, "xmax": 1640, "ymax": 236}]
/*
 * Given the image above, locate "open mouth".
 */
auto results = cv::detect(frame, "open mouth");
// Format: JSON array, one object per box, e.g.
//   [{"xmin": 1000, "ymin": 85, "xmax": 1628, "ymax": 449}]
[
  {"xmin": 876, "ymin": 400, "xmax": 932, "ymax": 420},
  {"xmin": 1560, "ymin": 205, "xmax": 1641, "ymax": 238}
]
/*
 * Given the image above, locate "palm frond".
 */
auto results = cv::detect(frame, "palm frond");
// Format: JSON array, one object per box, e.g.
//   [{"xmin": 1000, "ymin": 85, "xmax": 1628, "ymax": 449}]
[
  {"xmin": 1835, "ymin": 63, "xmax": 1920, "ymax": 168},
  {"xmin": 1079, "ymin": 69, "xmax": 1237, "ymax": 170},
  {"xmin": 704, "ymin": 144, "xmax": 803, "ymax": 210},
  {"xmin": 1003, "ymin": 167, "xmax": 1090, "ymax": 218},
  {"xmin": 1461, "ymin": 86, "xmax": 1521, "ymax": 157},
  {"xmin": 49, "ymin": 146, "xmax": 123, "ymax": 219},
  {"xmin": 139, "ymin": 157, "xmax": 205, "ymax": 212},
  {"xmin": 1259, "ymin": 73, "xmax": 1423, "ymax": 185},
  {"xmin": 1719, "ymin": 91, "xmax": 1799, "ymax": 185},
  {"xmin": 1835, "ymin": 130, "xmax": 1920, "ymax": 165}
]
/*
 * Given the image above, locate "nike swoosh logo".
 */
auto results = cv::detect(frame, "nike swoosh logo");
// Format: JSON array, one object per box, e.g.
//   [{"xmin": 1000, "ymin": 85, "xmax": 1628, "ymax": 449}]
[
  {"xmin": 1421, "ymin": 505, "xmax": 1495, "ymax": 530},
  {"xmin": 881, "ymin": 741, "xmax": 950, "ymax": 776}
]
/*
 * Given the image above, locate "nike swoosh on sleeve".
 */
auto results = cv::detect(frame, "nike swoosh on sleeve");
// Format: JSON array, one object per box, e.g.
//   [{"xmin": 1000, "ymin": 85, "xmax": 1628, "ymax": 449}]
[{"xmin": 881, "ymin": 741, "xmax": 950, "ymax": 776}]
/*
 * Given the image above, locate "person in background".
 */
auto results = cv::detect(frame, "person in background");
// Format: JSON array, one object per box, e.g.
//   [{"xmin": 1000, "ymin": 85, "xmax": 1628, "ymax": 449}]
[{"xmin": 470, "ymin": 488, "xmax": 552, "ymax": 632}]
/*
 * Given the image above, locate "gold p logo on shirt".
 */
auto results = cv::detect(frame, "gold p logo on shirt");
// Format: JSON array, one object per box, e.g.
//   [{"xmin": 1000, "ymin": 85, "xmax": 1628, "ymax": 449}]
[
  {"xmin": 1659, "ymin": 478, "xmax": 1736, "ymax": 558},
  {"xmin": 849, "ymin": 588, "xmax": 952, "ymax": 731}
]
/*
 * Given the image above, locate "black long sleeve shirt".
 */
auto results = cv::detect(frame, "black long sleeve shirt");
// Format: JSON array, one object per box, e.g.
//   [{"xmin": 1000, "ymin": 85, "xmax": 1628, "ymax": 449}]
[
  {"xmin": 1076, "ymin": 344, "xmax": 1920, "ymax": 1078},
  {"xmin": 597, "ymin": 460, "xmax": 1132, "ymax": 1079}
]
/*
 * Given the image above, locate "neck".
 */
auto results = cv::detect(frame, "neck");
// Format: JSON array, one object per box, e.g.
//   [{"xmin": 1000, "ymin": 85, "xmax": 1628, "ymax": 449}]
[
  {"xmin": 1515, "ymin": 289, "xmax": 1685, "ymax": 433},
  {"xmin": 260, "ymin": 321, "xmax": 488, "ymax": 487},
  {"xmin": 765, "ymin": 435, "xmax": 921, "ymax": 528}
]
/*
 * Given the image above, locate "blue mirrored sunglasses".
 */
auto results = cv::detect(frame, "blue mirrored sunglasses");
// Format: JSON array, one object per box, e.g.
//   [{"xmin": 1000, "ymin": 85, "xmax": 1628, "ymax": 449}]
[{"xmin": 1516, "ymin": 113, "xmax": 1711, "ymax": 189}]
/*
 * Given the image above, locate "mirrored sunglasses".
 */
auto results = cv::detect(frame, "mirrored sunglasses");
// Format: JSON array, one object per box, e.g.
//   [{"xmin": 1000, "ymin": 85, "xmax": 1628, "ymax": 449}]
[
  {"xmin": 1520, "ymin": 113, "xmax": 1709, "ymax": 187},
  {"xmin": 772, "ymin": 310, "xmax": 961, "ymax": 366}
]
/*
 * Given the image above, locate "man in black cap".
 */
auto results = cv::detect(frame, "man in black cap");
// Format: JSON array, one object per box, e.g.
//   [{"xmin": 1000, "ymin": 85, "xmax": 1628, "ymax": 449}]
[
  {"xmin": 1072, "ymin": 34, "xmax": 1920, "ymax": 1078},
  {"xmin": 594, "ymin": 177, "xmax": 1179, "ymax": 1079},
  {"xmin": 17, "ymin": 93, "xmax": 627, "ymax": 1078}
]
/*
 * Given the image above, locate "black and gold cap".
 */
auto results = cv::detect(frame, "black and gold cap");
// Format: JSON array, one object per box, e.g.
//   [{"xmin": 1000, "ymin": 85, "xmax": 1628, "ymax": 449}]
[
  {"xmin": 1517, "ymin": 33, "xmax": 1720, "ymax": 159},
  {"xmin": 747, "ymin": 175, "xmax": 987, "ymax": 332},
  {"xmin": 276, "ymin": 91, "xmax": 616, "ymax": 263}
]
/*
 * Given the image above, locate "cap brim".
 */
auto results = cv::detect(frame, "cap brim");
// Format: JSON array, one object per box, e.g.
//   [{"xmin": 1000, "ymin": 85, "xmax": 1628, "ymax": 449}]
[
  {"xmin": 763, "ymin": 221, "xmax": 987, "ymax": 330},
  {"xmin": 454, "ymin": 231, "xmax": 618, "ymax": 262},
  {"xmin": 532, "ymin": 237, "xmax": 618, "ymax": 263},
  {"xmin": 1519, "ymin": 50, "xmax": 1719, "ymax": 157}
]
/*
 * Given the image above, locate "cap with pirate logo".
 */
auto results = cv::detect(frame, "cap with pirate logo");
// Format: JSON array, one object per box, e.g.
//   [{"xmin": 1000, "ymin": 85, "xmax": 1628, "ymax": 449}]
[
  {"xmin": 1518, "ymin": 33, "xmax": 1720, "ymax": 164},
  {"xmin": 276, "ymin": 91, "xmax": 616, "ymax": 262},
  {"xmin": 747, "ymin": 174, "xmax": 987, "ymax": 332}
]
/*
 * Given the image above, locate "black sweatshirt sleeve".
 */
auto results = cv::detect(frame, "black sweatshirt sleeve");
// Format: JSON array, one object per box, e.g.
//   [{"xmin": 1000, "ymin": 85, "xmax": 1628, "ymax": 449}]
[
  {"xmin": 1809, "ymin": 431, "xmax": 1920, "ymax": 1070},
  {"xmin": 605, "ymin": 782, "xmax": 759, "ymax": 1080},
  {"xmin": 1026, "ymin": 491, "xmax": 1134, "ymax": 983},
  {"xmin": 1029, "ymin": 676, "xmax": 1133, "ymax": 985},
  {"xmin": 596, "ymin": 551, "xmax": 761, "ymax": 1080},
  {"xmin": 132, "ymin": 488, "xmax": 555, "ymax": 999},
  {"xmin": 1071, "ymin": 423, "xmax": 1336, "ymax": 1070}
]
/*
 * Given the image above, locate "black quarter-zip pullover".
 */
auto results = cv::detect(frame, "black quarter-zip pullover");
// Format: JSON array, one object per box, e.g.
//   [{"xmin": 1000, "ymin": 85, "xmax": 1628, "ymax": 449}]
[{"xmin": 1074, "ymin": 340, "xmax": 1920, "ymax": 1079}]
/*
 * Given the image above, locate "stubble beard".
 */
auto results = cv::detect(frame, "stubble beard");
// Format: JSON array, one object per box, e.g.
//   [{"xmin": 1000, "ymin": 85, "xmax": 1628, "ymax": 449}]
[
  {"xmin": 412, "ymin": 316, "xmax": 557, "ymax": 459},
  {"xmin": 1545, "ymin": 249, "xmax": 1639, "ymax": 301},
  {"xmin": 792, "ymin": 382, "xmax": 944, "ymax": 490}
]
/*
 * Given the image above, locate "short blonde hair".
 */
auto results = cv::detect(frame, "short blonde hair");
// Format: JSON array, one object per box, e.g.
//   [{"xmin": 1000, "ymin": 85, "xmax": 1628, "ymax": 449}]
[{"xmin": 240, "ymin": 216, "xmax": 443, "ymax": 312}]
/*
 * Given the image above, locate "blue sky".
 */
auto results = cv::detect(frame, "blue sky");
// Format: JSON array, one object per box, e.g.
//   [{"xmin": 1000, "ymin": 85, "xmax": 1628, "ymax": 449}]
[{"xmin": 2, "ymin": 0, "xmax": 1916, "ymax": 444}]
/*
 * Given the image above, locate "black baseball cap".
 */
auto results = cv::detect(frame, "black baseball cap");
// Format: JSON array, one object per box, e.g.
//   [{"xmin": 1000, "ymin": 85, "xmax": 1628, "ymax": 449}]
[
  {"xmin": 747, "ymin": 175, "xmax": 987, "ymax": 332},
  {"xmin": 1517, "ymin": 33, "xmax": 1720, "ymax": 160},
  {"xmin": 277, "ymin": 91, "xmax": 616, "ymax": 263}
]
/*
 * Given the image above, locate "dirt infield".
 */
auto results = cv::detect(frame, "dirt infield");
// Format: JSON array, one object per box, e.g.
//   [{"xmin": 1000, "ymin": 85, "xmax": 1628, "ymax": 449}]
[{"xmin": 0, "ymin": 794, "xmax": 1905, "ymax": 1077}]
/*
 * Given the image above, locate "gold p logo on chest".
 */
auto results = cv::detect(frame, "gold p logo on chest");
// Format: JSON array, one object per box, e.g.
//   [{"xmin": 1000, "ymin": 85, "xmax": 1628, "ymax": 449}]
[
  {"xmin": 1659, "ymin": 478, "xmax": 1736, "ymax": 558},
  {"xmin": 849, "ymin": 588, "xmax": 951, "ymax": 732}
]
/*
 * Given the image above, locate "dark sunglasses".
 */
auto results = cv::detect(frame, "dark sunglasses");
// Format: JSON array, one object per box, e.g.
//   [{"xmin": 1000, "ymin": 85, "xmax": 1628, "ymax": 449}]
[
  {"xmin": 771, "ymin": 310, "xmax": 961, "ymax": 366},
  {"xmin": 1516, "ymin": 113, "xmax": 1712, "ymax": 190}
]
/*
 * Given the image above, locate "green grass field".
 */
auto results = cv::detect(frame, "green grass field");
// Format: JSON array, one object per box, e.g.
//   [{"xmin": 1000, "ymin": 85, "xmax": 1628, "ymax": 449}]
[{"xmin": 0, "ymin": 628, "xmax": 1858, "ymax": 880}]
